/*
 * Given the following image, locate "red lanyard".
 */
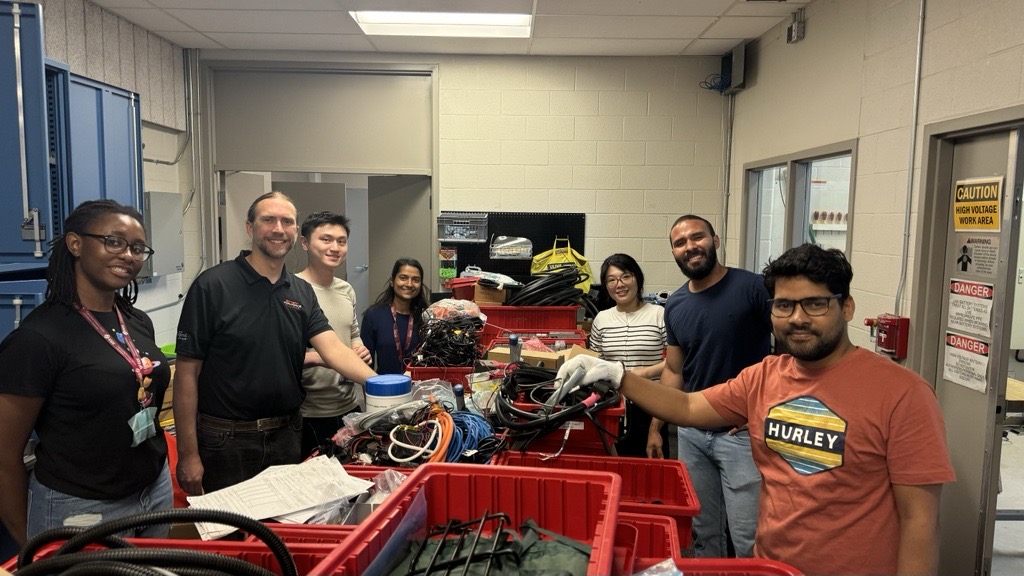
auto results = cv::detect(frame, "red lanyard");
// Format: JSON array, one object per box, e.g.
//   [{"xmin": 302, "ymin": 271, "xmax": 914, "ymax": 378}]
[
  {"xmin": 391, "ymin": 306, "xmax": 415, "ymax": 363},
  {"xmin": 75, "ymin": 303, "xmax": 144, "ymax": 386}
]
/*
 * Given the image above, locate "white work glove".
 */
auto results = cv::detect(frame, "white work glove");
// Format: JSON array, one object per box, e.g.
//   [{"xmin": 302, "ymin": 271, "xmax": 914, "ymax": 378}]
[{"xmin": 556, "ymin": 356, "xmax": 624, "ymax": 390}]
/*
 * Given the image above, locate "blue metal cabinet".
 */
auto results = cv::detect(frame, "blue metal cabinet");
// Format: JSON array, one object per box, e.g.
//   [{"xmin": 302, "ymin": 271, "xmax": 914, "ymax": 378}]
[
  {"xmin": 67, "ymin": 75, "xmax": 143, "ymax": 210},
  {"xmin": 0, "ymin": 279, "xmax": 46, "ymax": 341},
  {"xmin": 0, "ymin": 2, "xmax": 52, "ymax": 265}
]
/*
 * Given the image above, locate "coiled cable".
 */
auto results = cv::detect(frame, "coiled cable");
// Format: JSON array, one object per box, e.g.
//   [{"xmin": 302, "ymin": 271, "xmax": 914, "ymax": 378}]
[{"xmin": 20, "ymin": 508, "xmax": 296, "ymax": 576}]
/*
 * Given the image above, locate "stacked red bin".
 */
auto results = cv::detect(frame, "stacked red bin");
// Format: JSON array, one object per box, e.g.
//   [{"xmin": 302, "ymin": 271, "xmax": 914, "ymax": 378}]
[{"xmin": 7, "ymin": 459, "xmax": 804, "ymax": 576}]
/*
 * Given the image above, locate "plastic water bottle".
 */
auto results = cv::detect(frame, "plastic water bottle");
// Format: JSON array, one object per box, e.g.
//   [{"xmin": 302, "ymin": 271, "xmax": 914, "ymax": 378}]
[
  {"xmin": 454, "ymin": 384, "xmax": 466, "ymax": 411},
  {"xmin": 509, "ymin": 334, "xmax": 521, "ymax": 364}
]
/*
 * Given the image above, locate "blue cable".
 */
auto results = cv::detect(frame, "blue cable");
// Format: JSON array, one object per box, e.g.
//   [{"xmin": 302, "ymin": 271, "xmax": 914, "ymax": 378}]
[{"xmin": 447, "ymin": 411, "xmax": 494, "ymax": 462}]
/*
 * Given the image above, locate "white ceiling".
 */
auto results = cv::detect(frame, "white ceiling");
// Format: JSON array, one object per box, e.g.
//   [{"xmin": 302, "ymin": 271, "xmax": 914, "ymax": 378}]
[{"xmin": 88, "ymin": 0, "xmax": 811, "ymax": 57}]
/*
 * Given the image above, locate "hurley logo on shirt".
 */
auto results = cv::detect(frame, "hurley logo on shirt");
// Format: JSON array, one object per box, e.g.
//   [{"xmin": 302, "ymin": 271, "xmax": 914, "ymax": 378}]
[
  {"xmin": 764, "ymin": 396, "xmax": 847, "ymax": 475},
  {"xmin": 282, "ymin": 299, "xmax": 303, "ymax": 310}
]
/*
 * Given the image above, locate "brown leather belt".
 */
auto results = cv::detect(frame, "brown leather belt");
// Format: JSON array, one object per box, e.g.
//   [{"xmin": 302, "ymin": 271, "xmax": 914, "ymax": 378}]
[{"xmin": 198, "ymin": 412, "xmax": 297, "ymax": 433}]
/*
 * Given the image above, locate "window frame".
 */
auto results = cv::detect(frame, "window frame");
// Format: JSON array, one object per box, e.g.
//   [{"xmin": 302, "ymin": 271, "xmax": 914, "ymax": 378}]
[{"xmin": 743, "ymin": 139, "xmax": 858, "ymax": 271}]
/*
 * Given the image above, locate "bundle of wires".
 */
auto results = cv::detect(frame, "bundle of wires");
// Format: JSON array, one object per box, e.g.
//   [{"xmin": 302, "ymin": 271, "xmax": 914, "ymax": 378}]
[
  {"xmin": 505, "ymin": 267, "xmax": 599, "ymax": 317},
  {"xmin": 410, "ymin": 315, "xmax": 483, "ymax": 367},
  {"xmin": 344, "ymin": 400, "xmax": 501, "ymax": 467},
  {"xmin": 490, "ymin": 364, "xmax": 621, "ymax": 454}
]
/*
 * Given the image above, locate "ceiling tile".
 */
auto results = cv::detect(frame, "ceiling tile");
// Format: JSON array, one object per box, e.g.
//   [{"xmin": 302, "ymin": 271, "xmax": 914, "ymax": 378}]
[
  {"xmin": 368, "ymin": 36, "xmax": 531, "ymax": 55},
  {"xmin": 90, "ymin": 1, "xmax": 159, "ymax": 9},
  {"xmin": 727, "ymin": 1, "xmax": 810, "ymax": 17},
  {"xmin": 682, "ymin": 38, "xmax": 746, "ymax": 56},
  {"xmin": 535, "ymin": 15, "xmax": 716, "ymax": 39},
  {"xmin": 154, "ymin": 30, "xmax": 228, "ymax": 50},
  {"xmin": 103, "ymin": 8, "xmax": 193, "ymax": 32},
  {"xmin": 537, "ymin": 0, "xmax": 734, "ymax": 17},
  {"xmin": 530, "ymin": 38, "xmax": 690, "ymax": 56},
  {"xmin": 148, "ymin": 0, "xmax": 341, "ymax": 9},
  {"xmin": 204, "ymin": 32, "xmax": 375, "ymax": 52},
  {"xmin": 167, "ymin": 10, "xmax": 362, "ymax": 34},
  {"xmin": 702, "ymin": 16, "xmax": 785, "ymax": 38}
]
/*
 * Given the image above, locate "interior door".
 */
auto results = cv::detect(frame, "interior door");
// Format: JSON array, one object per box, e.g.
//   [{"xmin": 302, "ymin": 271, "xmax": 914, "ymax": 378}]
[
  {"xmin": 935, "ymin": 130, "xmax": 1022, "ymax": 574},
  {"xmin": 345, "ymin": 186, "xmax": 370, "ymax": 316},
  {"xmin": 367, "ymin": 175, "xmax": 432, "ymax": 300},
  {"xmin": 272, "ymin": 181, "xmax": 346, "ymax": 277},
  {"xmin": 221, "ymin": 171, "xmax": 269, "ymax": 262}
]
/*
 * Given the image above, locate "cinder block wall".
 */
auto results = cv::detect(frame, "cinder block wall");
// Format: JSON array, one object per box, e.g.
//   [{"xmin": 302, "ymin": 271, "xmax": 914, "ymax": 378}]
[{"xmin": 435, "ymin": 55, "xmax": 725, "ymax": 297}]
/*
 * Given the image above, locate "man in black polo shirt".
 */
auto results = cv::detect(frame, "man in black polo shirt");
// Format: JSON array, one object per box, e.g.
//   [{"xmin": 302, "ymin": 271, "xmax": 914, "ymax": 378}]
[{"xmin": 173, "ymin": 191, "xmax": 376, "ymax": 494}]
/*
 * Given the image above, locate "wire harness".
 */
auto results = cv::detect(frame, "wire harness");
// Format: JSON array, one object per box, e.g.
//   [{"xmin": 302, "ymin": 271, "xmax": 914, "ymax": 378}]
[{"xmin": 489, "ymin": 364, "xmax": 621, "ymax": 454}]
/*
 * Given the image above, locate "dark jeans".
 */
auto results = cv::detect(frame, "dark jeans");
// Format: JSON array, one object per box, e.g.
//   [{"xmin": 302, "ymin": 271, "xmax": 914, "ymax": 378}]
[
  {"xmin": 300, "ymin": 408, "xmax": 360, "ymax": 458},
  {"xmin": 616, "ymin": 399, "xmax": 670, "ymax": 457},
  {"xmin": 197, "ymin": 412, "xmax": 302, "ymax": 493}
]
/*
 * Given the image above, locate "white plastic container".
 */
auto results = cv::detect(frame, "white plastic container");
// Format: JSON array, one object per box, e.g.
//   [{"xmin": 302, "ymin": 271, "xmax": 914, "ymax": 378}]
[{"xmin": 364, "ymin": 374, "xmax": 413, "ymax": 413}]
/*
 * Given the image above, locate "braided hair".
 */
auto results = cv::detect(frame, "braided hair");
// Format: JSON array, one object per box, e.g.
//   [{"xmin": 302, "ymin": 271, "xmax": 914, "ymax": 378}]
[{"xmin": 46, "ymin": 199, "xmax": 145, "ymax": 314}]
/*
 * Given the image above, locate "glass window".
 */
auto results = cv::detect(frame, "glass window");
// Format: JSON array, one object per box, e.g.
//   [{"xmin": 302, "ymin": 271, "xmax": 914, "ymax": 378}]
[
  {"xmin": 744, "ymin": 142, "xmax": 855, "ymax": 272},
  {"xmin": 802, "ymin": 154, "xmax": 851, "ymax": 253},
  {"xmin": 750, "ymin": 165, "xmax": 788, "ymax": 272}
]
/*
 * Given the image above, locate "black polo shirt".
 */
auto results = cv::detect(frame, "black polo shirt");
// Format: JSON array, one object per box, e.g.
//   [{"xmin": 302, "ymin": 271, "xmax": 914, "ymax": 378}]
[{"xmin": 176, "ymin": 251, "xmax": 331, "ymax": 420}]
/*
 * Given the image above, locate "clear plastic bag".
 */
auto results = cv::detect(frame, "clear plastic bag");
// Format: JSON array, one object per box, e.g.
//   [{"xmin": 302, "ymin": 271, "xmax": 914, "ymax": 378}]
[{"xmin": 489, "ymin": 235, "xmax": 533, "ymax": 260}]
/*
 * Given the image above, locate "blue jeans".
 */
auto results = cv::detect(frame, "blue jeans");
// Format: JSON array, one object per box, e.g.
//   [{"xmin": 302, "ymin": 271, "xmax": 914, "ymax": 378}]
[
  {"xmin": 198, "ymin": 412, "xmax": 302, "ymax": 493},
  {"xmin": 27, "ymin": 462, "xmax": 172, "ymax": 540},
  {"xmin": 677, "ymin": 427, "xmax": 761, "ymax": 557}
]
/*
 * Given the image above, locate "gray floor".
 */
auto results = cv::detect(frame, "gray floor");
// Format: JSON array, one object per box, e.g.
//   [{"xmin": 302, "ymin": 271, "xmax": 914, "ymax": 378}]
[{"xmin": 993, "ymin": 425, "xmax": 1024, "ymax": 575}]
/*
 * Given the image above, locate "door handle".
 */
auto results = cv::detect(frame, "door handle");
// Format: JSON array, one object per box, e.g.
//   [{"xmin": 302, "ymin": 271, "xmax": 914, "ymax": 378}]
[{"xmin": 354, "ymin": 264, "xmax": 369, "ymax": 272}]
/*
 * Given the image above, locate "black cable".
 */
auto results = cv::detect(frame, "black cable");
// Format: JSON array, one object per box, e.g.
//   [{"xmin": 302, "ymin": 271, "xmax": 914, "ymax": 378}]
[
  {"xmin": 489, "ymin": 365, "xmax": 621, "ymax": 452},
  {"xmin": 410, "ymin": 315, "xmax": 483, "ymax": 367},
  {"xmin": 18, "ymin": 527, "xmax": 134, "ymax": 565},
  {"xmin": 21, "ymin": 508, "xmax": 295, "ymax": 576},
  {"xmin": 15, "ymin": 548, "xmax": 276, "ymax": 576},
  {"xmin": 53, "ymin": 560, "xmax": 170, "ymax": 576}
]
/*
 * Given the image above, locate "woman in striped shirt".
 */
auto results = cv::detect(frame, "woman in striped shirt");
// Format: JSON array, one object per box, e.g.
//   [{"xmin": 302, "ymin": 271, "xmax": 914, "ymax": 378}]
[{"xmin": 589, "ymin": 253, "xmax": 668, "ymax": 457}]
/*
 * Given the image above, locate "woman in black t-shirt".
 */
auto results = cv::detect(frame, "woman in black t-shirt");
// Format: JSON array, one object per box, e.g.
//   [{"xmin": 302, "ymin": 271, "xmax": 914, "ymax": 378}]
[{"xmin": 0, "ymin": 200, "xmax": 171, "ymax": 546}]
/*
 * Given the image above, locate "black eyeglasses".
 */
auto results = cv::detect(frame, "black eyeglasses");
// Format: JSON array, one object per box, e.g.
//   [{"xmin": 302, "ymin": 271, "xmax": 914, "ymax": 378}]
[
  {"xmin": 768, "ymin": 295, "xmax": 842, "ymax": 318},
  {"xmin": 80, "ymin": 234, "xmax": 155, "ymax": 262}
]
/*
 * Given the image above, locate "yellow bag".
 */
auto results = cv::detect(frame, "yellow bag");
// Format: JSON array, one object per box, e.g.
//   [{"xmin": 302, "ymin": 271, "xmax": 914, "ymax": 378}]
[{"xmin": 530, "ymin": 237, "xmax": 593, "ymax": 293}]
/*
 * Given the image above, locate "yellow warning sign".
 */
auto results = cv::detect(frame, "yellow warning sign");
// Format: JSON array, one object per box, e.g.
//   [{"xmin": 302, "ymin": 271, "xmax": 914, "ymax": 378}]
[{"xmin": 953, "ymin": 176, "xmax": 1003, "ymax": 232}]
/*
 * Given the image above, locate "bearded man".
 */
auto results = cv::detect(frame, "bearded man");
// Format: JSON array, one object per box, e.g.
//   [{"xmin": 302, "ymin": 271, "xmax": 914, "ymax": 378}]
[{"xmin": 647, "ymin": 214, "xmax": 773, "ymax": 557}]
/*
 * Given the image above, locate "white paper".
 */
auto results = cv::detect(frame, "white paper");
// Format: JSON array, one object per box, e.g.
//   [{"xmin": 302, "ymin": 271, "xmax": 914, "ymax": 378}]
[
  {"xmin": 186, "ymin": 456, "xmax": 374, "ymax": 539},
  {"xmin": 943, "ymin": 330, "xmax": 989, "ymax": 393}
]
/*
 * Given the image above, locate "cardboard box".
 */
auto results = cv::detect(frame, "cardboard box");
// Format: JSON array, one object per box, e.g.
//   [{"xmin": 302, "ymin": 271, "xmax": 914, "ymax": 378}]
[
  {"xmin": 159, "ymin": 361, "xmax": 175, "ymax": 425},
  {"xmin": 474, "ymin": 284, "xmax": 507, "ymax": 304},
  {"xmin": 486, "ymin": 343, "xmax": 599, "ymax": 369},
  {"xmin": 487, "ymin": 346, "xmax": 565, "ymax": 369}
]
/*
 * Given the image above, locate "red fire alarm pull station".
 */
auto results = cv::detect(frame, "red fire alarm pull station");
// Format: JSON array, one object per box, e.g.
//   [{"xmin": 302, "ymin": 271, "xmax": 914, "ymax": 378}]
[{"xmin": 864, "ymin": 314, "xmax": 910, "ymax": 360}]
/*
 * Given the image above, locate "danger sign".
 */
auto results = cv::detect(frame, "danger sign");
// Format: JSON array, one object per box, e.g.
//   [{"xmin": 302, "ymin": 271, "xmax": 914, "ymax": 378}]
[{"xmin": 953, "ymin": 176, "xmax": 1002, "ymax": 232}]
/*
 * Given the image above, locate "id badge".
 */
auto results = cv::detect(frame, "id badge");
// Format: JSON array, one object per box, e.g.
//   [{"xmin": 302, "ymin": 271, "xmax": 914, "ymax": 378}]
[{"xmin": 128, "ymin": 406, "xmax": 158, "ymax": 447}]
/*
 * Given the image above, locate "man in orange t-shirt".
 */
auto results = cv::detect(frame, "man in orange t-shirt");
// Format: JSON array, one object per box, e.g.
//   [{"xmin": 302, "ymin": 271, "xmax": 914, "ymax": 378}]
[{"xmin": 558, "ymin": 244, "xmax": 955, "ymax": 575}]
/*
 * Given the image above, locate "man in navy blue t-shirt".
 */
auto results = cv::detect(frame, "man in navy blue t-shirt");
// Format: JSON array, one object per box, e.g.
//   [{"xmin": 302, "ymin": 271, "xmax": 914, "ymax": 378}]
[{"xmin": 649, "ymin": 214, "xmax": 773, "ymax": 558}]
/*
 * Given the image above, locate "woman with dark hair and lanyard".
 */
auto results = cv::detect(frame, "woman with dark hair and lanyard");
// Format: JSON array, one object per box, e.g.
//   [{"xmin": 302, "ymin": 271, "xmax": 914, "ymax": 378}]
[
  {"xmin": 0, "ymin": 199, "xmax": 171, "ymax": 546},
  {"xmin": 589, "ymin": 253, "xmax": 669, "ymax": 457},
  {"xmin": 361, "ymin": 258, "xmax": 431, "ymax": 374}
]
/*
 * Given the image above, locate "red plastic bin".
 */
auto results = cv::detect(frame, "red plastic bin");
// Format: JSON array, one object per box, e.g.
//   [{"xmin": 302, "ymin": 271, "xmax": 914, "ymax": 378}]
[
  {"xmin": 406, "ymin": 365, "xmax": 474, "ymax": 386},
  {"xmin": 479, "ymin": 305, "xmax": 579, "ymax": 346},
  {"xmin": 496, "ymin": 451, "xmax": 699, "ymax": 547},
  {"xmin": 243, "ymin": 523, "xmax": 356, "ymax": 544},
  {"xmin": 672, "ymin": 558, "xmax": 804, "ymax": 575},
  {"xmin": 612, "ymin": 520, "xmax": 637, "ymax": 576},
  {"xmin": 485, "ymin": 327, "xmax": 588, "ymax": 351},
  {"xmin": 5, "ymin": 539, "xmax": 338, "ymax": 576},
  {"xmin": 509, "ymin": 396, "xmax": 625, "ymax": 456},
  {"xmin": 312, "ymin": 462, "xmax": 622, "ymax": 575},
  {"xmin": 618, "ymin": 512, "xmax": 682, "ymax": 570}
]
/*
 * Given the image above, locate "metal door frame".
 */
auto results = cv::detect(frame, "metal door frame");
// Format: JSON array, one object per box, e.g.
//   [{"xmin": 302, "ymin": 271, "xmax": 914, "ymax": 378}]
[{"xmin": 911, "ymin": 105, "xmax": 1024, "ymax": 574}]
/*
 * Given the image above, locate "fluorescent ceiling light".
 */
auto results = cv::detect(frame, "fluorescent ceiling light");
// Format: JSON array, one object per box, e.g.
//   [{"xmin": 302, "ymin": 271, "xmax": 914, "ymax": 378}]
[{"xmin": 350, "ymin": 11, "xmax": 532, "ymax": 38}]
